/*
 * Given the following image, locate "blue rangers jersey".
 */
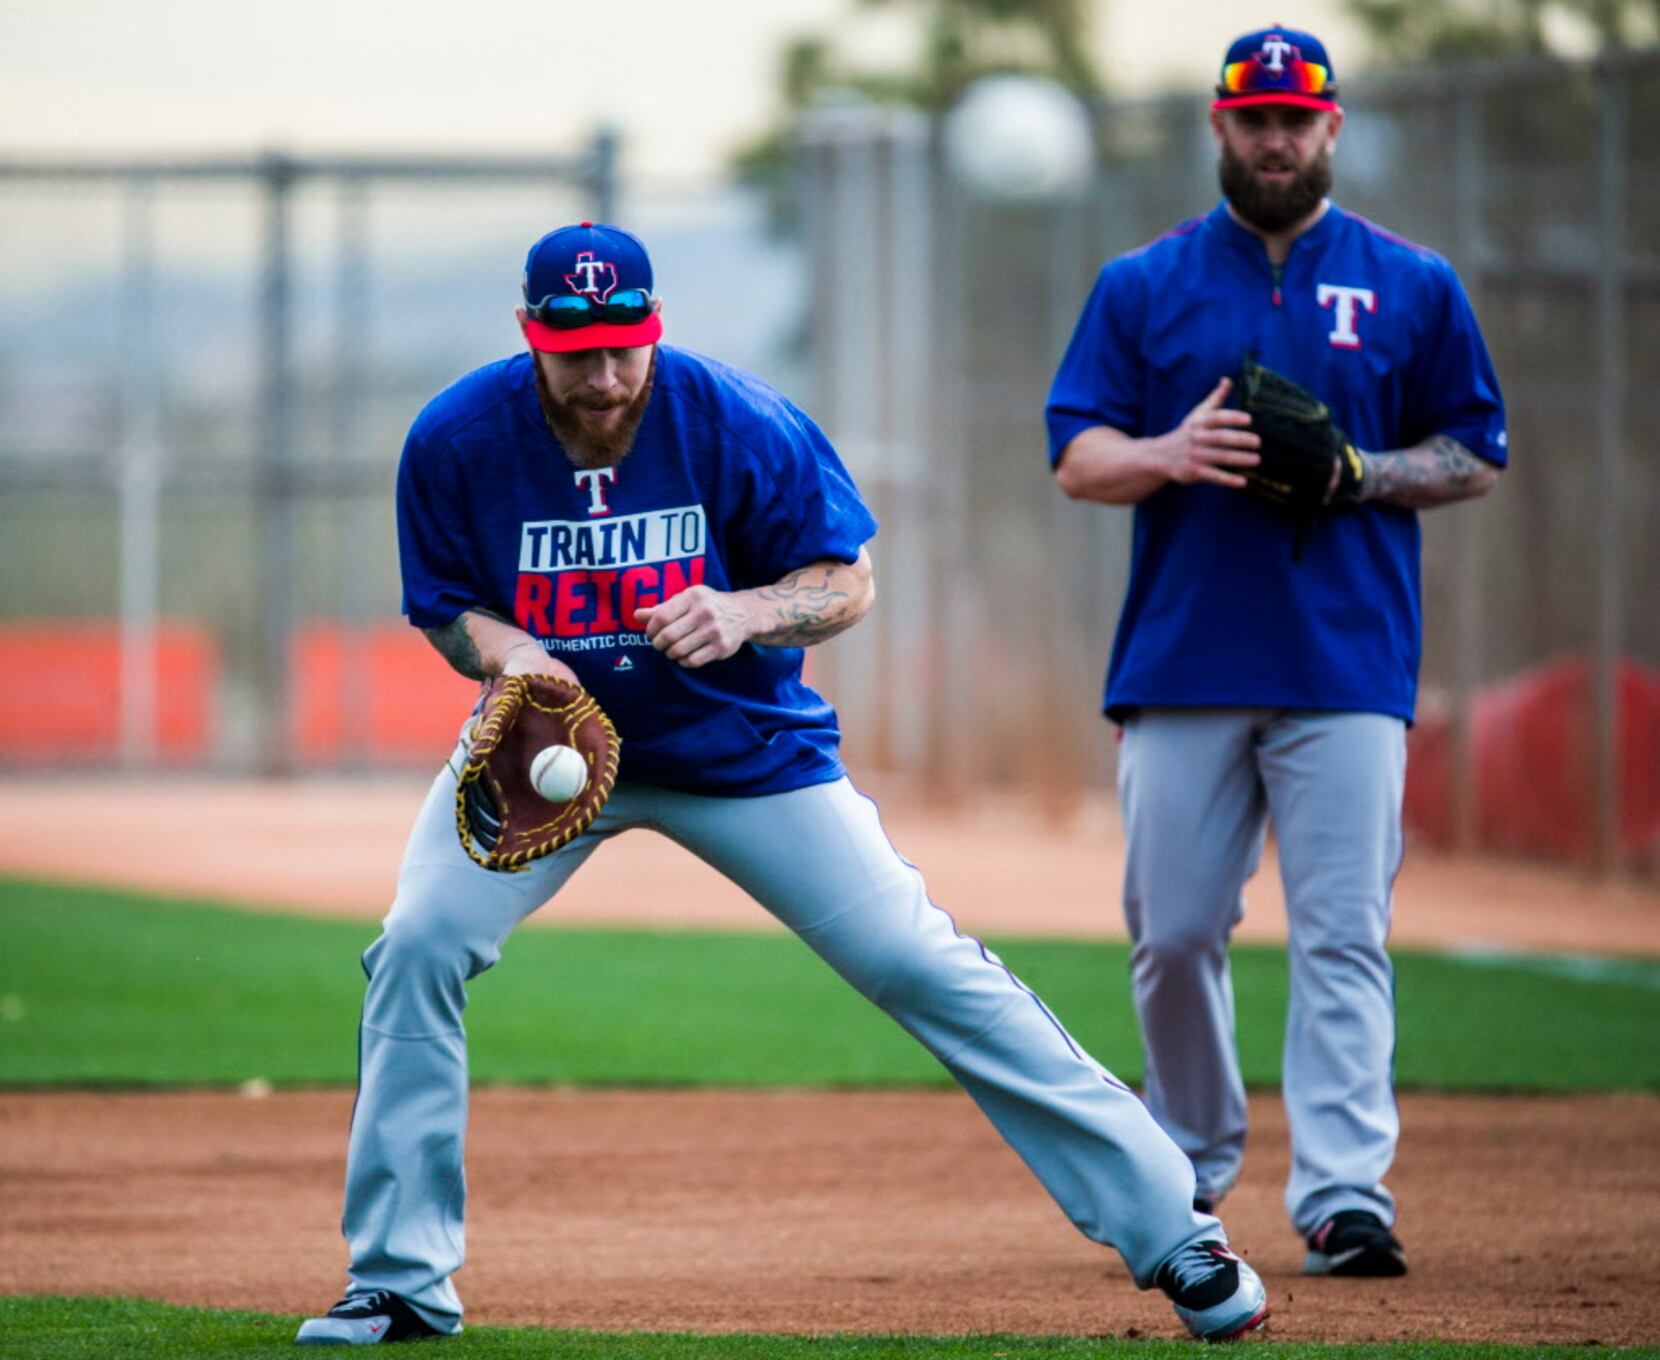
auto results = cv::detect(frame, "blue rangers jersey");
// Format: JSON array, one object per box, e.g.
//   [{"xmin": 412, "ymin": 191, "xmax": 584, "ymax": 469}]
[
  {"xmin": 1046, "ymin": 201, "xmax": 1507, "ymax": 722},
  {"xmin": 398, "ymin": 344, "xmax": 877, "ymax": 795}
]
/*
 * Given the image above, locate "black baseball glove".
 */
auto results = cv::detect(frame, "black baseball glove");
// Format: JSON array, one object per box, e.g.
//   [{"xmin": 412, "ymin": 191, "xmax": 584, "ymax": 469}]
[{"xmin": 1236, "ymin": 356, "xmax": 1365, "ymax": 521}]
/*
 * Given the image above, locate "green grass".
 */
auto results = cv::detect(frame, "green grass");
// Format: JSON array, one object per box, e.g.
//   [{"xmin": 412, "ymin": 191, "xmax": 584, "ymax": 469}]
[
  {"xmin": 2, "ymin": 876, "xmax": 1659, "ymax": 1090},
  {"xmin": 3, "ymin": 1298, "xmax": 1653, "ymax": 1360}
]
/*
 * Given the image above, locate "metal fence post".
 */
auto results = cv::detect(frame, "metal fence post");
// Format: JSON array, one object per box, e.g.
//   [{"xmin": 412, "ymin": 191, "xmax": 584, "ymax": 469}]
[
  {"xmin": 333, "ymin": 172, "xmax": 372, "ymax": 766},
  {"xmin": 1041, "ymin": 192, "xmax": 1094, "ymax": 817},
  {"xmin": 1594, "ymin": 66, "xmax": 1628, "ymax": 875},
  {"xmin": 828, "ymin": 119, "xmax": 882, "ymax": 765},
  {"xmin": 588, "ymin": 127, "xmax": 620, "ymax": 222},
  {"xmin": 118, "ymin": 173, "xmax": 161, "ymax": 768},
  {"xmin": 925, "ymin": 147, "xmax": 975, "ymax": 803},
  {"xmin": 257, "ymin": 152, "xmax": 298, "ymax": 775},
  {"xmin": 885, "ymin": 110, "xmax": 933, "ymax": 774},
  {"xmin": 1450, "ymin": 89, "xmax": 1484, "ymax": 854}
]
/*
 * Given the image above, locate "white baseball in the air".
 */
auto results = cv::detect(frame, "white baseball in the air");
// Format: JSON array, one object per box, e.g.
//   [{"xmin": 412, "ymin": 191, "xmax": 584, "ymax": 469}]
[
  {"xmin": 942, "ymin": 72, "xmax": 1095, "ymax": 203},
  {"xmin": 529, "ymin": 744, "xmax": 588, "ymax": 802}
]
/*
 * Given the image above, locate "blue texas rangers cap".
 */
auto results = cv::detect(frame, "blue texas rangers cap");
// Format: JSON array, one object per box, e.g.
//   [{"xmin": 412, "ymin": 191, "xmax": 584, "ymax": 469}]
[
  {"xmin": 520, "ymin": 221, "xmax": 664, "ymax": 354},
  {"xmin": 1214, "ymin": 25, "xmax": 1340, "ymax": 111}
]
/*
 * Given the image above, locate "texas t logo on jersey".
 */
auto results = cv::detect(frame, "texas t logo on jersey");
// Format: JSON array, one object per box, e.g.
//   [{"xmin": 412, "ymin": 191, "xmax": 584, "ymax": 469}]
[
  {"xmin": 574, "ymin": 467, "xmax": 617, "ymax": 517},
  {"xmin": 1317, "ymin": 284, "xmax": 1377, "ymax": 349},
  {"xmin": 565, "ymin": 251, "xmax": 618, "ymax": 300}
]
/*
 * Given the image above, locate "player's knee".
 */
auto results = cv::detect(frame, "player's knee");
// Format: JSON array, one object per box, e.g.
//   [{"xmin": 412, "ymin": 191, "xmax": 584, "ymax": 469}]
[
  {"xmin": 365, "ymin": 910, "xmax": 495, "ymax": 985},
  {"xmin": 847, "ymin": 920, "xmax": 989, "ymax": 1014},
  {"xmin": 859, "ymin": 949, "xmax": 945, "ymax": 1011},
  {"xmin": 1293, "ymin": 932, "xmax": 1392, "ymax": 983},
  {"xmin": 1132, "ymin": 924, "xmax": 1228, "ymax": 973},
  {"xmin": 1289, "ymin": 902, "xmax": 1390, "ymax": 956}
]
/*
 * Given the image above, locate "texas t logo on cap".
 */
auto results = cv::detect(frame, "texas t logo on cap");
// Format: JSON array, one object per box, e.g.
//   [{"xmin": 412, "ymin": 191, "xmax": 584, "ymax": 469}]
[
  {"xmin": 521, "ymin": 222, "xmax": 664, "ymax": 353},
  {"xmin": 565, "ymin": 251, "xmax": 618, "ymax": 300},
  {"xmin": 1257, "ymin": 33, "xmax": 1293, "ymax": 72}
]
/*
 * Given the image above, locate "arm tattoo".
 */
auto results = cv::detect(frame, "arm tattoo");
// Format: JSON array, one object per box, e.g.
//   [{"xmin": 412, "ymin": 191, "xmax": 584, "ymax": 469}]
[
  {"xmin": 1361, "ymin": 434, "xmax": 1499, "ymax": 509},
  {"xmin": 423, "ymin": 608, "xmax": 546, "ymax": 679},
  {"xmin": 749, "ymin": 563, "xmax": 859, "ymax": 647},
  {"xmin": 422, "ymin": 616, "xmax": 487, "ymax": 680}
]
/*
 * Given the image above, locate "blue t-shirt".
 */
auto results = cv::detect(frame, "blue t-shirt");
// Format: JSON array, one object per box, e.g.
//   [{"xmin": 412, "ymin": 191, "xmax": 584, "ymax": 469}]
[
  {"xmin": 397, "ymin": 344, "xmax": 878, "ymax": 795},
  {"xmin": 1046, "ymin": 201, "xmax": 1507, "ymax": 723}
]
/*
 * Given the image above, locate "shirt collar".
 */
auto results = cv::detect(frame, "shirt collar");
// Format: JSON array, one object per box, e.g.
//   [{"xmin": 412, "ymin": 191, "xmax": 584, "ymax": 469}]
[{"xmin": 1206, "ymin": 198, "xmax": 1343, "ymax": 263}]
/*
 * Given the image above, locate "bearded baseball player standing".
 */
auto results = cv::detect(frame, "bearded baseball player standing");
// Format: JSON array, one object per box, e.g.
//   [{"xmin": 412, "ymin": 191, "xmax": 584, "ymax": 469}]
[
  {"xmin": 296, "ymin": 222, "xmax": 1270, "ymax": 1344},
  {"xmin": 1046, "ymin": 28, "xmax": 1507, "ymax": 1276}
]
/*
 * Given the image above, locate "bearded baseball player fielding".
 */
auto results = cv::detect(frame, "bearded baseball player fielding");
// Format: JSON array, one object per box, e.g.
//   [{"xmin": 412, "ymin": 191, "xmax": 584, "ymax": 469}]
[
  {"xmin": 1047, "ymin": 27, "xmax": 1506, "ymax": 1277},
  {"xmin": 295, "ymin": 223, "xmax": 1269, "ymax": 1343}
]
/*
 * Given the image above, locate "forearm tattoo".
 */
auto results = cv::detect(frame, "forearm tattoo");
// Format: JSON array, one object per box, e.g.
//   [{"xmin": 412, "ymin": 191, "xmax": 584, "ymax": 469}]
[
  {"xmin": 421, "ymin": 607, "xmax": 525, "ymax": 681},
  {"xmin": 422, "ymin": 616, "xmax": 487, "ymax": 680},
  {"xmin": 1361, "ymin": 434, "xmax": 1498, "ymax": 509},
  {"xmin": 749, "ymin": 563, "xmax": 861, "ymax": 647}
]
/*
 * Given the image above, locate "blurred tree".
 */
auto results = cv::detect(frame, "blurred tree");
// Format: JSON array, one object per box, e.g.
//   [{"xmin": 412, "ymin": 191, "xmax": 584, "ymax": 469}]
[
  {"xmin": 857, "ymin": 0, "xmax": 1102, "ymax": 108},
  {"xmin": 1344, "ymin": 0, "xmax": 1658, "ymax": 62},
  {"xmin": 732, "ymin": 0, "xmax": 1103, "ymax": 218}
]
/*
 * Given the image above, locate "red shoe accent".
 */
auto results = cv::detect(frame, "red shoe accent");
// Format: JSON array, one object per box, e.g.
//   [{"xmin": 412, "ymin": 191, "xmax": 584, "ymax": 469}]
[{"xmin": 1218, "ymin": 1305, "xmax": 1270, "ymax": 1341}]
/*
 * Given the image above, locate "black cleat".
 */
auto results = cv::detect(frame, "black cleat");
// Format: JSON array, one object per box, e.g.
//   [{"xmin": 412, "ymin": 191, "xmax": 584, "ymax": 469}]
[
  {"xmin": 1303, "ymin": 1210, "xmax": 1408, "ymax": 1277},
  {"xmin": 1156, "ymin": 1239, "xmax": 1269, "ymax": 1341},
  {"xmin": 295, "ymin": 1290, "xmax": 445, "ymax": 1345}
]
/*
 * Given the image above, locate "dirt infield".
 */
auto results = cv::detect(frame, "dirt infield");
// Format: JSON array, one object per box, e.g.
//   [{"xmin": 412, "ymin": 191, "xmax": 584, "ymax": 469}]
[
  {"xmin": 2, "ymin": 1088, "xmax": 1657, "ymax": 1345},
  {"xmin": 4, "ymin": 774, "xmax": 1659, "ymax": 1345}
]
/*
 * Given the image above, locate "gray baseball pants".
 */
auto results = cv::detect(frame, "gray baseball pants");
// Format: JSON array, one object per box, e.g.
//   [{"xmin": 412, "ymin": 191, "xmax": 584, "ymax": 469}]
[
  {"xmin": 337, "ymin": 755, "xmax": 1221, "ymax": 1332},
  {"xmin": 1117, "ymin": 708, "xmax": 1405, "ymax": 1237}
]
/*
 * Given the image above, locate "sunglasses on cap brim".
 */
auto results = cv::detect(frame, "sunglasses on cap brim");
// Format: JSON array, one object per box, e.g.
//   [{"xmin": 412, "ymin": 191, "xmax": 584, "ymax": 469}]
[
  {"xmin": 1219, "ymin": 57, "xmax": 1333, "ymax": 97},
  {"xmin": 524, "ymin": 288, "xmax": 656, "ymax": 330}
]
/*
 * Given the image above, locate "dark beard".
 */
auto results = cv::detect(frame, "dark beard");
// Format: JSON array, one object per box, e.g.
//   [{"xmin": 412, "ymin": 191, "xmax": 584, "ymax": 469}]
[
  {"xmin": 1219, "ymin": 141, "xmax": 1332, "ymax": 234},
  {"xmin": 534, "ymin": 355, "xmax": 655, "ymax": 469}
]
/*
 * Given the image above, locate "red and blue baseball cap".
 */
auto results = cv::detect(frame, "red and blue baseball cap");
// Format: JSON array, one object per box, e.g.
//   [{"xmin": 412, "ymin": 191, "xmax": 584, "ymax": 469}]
[
  {"xmin": 1213, "ymin": 26, "xmax": 1340, "ymax": 111},
  {"xmin": 520, "ymin": 221, "xmax": 664, "ymax": 353}
]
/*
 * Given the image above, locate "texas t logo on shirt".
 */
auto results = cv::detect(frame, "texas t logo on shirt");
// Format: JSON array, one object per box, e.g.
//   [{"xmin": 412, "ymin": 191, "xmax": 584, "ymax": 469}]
[
  {"xmin": 1317, "ymin": 284, "xmax": 1377, "ymax": 349},
  {"xmin": 574, "ymin": 467, "xmax": 616, "ymax": 516}
]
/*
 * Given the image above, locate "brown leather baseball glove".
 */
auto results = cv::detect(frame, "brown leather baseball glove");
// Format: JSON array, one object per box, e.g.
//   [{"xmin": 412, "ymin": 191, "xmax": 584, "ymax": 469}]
[{"xmin": 454, "ymin": 673, "xmax": 620, "ymax": 872}]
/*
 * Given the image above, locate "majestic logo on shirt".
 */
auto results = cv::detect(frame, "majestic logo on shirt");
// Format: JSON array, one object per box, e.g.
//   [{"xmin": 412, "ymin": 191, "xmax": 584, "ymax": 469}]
[
  {"xmin": 1317, "ymin": 283, "xmax": 1377, "ymax": 349},
  {"xmin": 565, "ymin": 251, "xmax": 618, "ymax": 300},
  {"xmin": 573, "ymin": 467, "xmax": 616, "ymax": 516},
  {"xmin": 514, "ymin": 505, "xmax": 708, "ymax": 645}
]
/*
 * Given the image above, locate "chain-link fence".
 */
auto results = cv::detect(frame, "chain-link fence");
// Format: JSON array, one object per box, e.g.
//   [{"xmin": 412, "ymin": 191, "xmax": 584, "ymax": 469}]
[
  {"xmin": 2, "ymin": 51, "xmax": 1656, "ymax": 875},
  {"xmin": 801, "ymin": 50, "xmax": 1660, "ymax": 874},
  {"xmin": 0, "ymin": 138, "xmax": 808, "ymax": 775}
]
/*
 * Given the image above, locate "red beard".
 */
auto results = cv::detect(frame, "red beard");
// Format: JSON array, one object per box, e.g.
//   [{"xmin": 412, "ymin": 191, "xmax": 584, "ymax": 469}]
[{"xmin": 534, "ymin": 354, "xmax": 656, "ymax": 469}]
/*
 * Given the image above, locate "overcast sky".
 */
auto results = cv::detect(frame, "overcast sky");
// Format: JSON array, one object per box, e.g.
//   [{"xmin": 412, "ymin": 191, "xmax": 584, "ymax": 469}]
[{"xmin": 4, "ymin": 1, "xmax": 1366, "ymax": 182}]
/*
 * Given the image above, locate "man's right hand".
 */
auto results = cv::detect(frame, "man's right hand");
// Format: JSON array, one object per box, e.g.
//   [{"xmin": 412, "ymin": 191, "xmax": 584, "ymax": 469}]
[
  {"xmin": 1155, "ymin": 377, "xmax": 1262, "ymax": 488},
  {"xmin": 422, "ymin": 609, "xmax": 581, "ymax": 686},
  {"xmin": 1054, "ymin": 377, "xmax": 1263, "ymax": 506},
  {"xmin": 500, "ymin": 644, "xmax": 581, "ymax": 686}
]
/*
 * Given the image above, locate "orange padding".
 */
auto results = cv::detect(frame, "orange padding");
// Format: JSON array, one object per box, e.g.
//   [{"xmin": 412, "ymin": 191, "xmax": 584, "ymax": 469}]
[
  {"xmin": 292, "ymin": 623, "xmax": 479, "ymax": 761},
  {"xmin": 1405, "ymin": 655, "xmax": 1660, "ymax": 864},
  {"xmin": 0, "ymin": 620, "xmax": 218, "ymax": 760}
]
